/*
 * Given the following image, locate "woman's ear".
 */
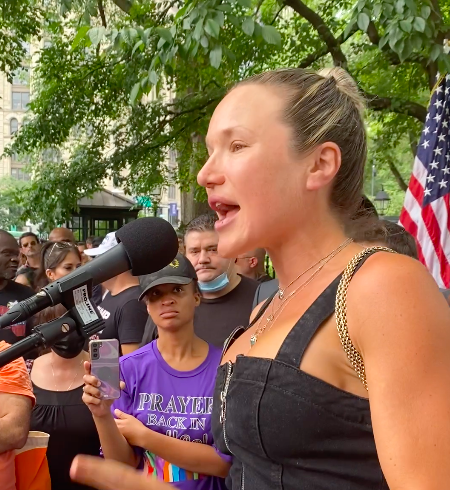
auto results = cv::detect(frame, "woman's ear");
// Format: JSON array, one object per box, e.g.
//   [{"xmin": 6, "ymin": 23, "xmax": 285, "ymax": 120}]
[
  {"xmin": 193, "ymin": 292, "xmax": 201, "ymax": 307},
  {"xmin": 46, "ymin": 269, "xmax": 55, "ymax": 282},
  {"xmin": 305, "ymin": 142, "xmax": 341, "ymax": 191}
]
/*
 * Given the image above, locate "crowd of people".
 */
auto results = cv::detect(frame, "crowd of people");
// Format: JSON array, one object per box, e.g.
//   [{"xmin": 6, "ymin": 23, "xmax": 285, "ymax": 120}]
[{"xmin": 0, "ymin": 65, "xmax": 450, "ymax": 490}]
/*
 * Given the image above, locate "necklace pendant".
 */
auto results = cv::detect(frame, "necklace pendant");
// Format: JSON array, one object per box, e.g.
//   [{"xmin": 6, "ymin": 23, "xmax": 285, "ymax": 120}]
[
  {"xmin": 267, "ymin": 314, "xmax": 274, "ymax": 322},
  {"xmin": 278, "ymin": 289, "xmax": 284, "ymax": 299},
  {"xmin": 250, "ymin": 335, "xmax": 257, "ymax": 346}
]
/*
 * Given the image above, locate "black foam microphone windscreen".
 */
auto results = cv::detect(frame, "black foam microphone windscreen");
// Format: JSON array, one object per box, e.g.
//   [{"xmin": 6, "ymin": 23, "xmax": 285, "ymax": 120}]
[{"xmin": 115, "ymin": 216, "xmax": 179, "ymax": 275}]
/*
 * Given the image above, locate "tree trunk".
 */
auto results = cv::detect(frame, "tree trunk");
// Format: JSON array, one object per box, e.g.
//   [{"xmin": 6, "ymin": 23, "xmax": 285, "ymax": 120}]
[{"xmin": 387, "ymin": 160, "xmax": 408, "ymax": 192}]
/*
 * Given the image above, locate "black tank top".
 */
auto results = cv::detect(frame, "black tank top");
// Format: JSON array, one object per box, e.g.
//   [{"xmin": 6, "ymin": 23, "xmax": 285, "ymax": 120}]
[{"xmin": 211, "ymin": 251, "xmax": 388, "ymax": 489}]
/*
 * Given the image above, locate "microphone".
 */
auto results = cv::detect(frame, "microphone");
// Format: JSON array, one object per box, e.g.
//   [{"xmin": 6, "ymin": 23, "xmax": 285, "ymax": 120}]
[{"xmin": 0, "ymin": 217, "xmax": 178, "ymax": 329}]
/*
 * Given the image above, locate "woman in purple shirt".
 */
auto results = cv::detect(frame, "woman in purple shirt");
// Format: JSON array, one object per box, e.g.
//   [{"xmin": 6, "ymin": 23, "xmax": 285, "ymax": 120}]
[{"xmin": 82, "ymin": 254, "xmax": 230, "ymax": 490}]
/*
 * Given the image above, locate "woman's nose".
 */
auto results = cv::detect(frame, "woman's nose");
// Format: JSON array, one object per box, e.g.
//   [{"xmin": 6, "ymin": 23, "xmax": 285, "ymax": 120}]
[{"xmin": 197, "ymin": 154, "xmax": 225, "ymax": 189}]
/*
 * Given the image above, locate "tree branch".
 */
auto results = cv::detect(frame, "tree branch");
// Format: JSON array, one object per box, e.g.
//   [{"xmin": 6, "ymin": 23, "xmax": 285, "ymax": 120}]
[
  {"xmin": 98, "ymin": 0, "xmax": 107, "ymax": 27},
  {"xmin": 284, "ymin": 0, "xmax": 347, "ymax": 68},
  {"xmin": 387, "ymin": 160, "xmax": 408, "ymax": 192},
  {"xmin": 365, "ymin": 93, "xmax": 427, "ymax": 123},
  {"xmin": 298, "ymin": 23, "xmax": 359, "ymax": 68},
  {"xmin": 111, "ymin": 0, "xmax": 133, "ymax": 14}
]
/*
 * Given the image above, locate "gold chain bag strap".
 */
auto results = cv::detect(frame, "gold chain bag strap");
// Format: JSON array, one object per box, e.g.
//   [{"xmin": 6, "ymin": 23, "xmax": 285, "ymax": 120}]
[{"xmin": 335, "ymin": 247, "xmax": 396, "ymax": 391}]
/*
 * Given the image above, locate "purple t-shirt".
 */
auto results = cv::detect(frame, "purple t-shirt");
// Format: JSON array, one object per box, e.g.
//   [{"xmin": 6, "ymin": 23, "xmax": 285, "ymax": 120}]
[{"xmin": 112, "ymin": 341, "xmax": 229, "ymax": 490}]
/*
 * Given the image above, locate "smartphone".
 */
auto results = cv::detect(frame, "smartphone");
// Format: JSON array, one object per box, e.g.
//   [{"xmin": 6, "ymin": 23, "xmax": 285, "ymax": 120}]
[{"xmin": 89, "ymin": 339, "xmax": 120, "ymax": 400}]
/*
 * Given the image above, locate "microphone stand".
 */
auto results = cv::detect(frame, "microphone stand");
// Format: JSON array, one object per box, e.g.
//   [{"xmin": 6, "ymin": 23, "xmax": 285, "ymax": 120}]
[{"xmin": 0, "ymin": 305, "xmax": 105, "ymax": 369}]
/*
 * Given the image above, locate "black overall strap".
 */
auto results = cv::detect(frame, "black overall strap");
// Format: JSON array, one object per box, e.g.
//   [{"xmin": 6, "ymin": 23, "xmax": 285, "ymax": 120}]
[
  {"xmin": 275, "ymin": 274, "xmax": 342, "ymax": 368},
  {"xmin": 275, "ymin": 249, "xmax": 383, "ymax": 369}
]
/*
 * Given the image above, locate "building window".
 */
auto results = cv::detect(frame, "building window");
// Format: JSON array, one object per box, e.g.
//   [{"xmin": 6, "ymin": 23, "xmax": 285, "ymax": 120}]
[
  {"xmin": 12, "ymin": 91, "xmax": 30, "ymax": 110},
  {"xmin": 42, "ymin": 148, "xmax": 61, "ymax": 163},
  {"xmin": 10, "ymin": 118, "xmax": 18, "ymax": 135},
  {"xmin": 168, "ymin": 185, "xmax": 176, "ymax": 200},
  {"xmin": 12, "ymin": 67, "xmax": 30, "ymax": 86},
  {"xmin": 11, "ymin": 168, "xmax": 30, "ymax": 181}
]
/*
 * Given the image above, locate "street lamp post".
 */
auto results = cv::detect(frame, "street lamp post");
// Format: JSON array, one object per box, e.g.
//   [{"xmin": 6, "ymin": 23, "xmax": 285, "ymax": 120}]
[{"xmin": 374, "ymin": 186, "xmax": 391, "ymax": 216}]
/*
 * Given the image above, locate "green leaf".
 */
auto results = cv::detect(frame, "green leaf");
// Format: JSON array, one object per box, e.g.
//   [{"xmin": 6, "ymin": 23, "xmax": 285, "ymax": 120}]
[
  {"xmin": 372, "ymin": 3, "xmax": 382, "ymax": 18},
  {"xmin": 193, "ymin": 19, "xmax": 204, "ymax": 40},
  {"xmin": 242, "ymin": 17, "xmax": 255, "ymax": 36},
  {"xmin": 214, "ymin": 11, "xmax": 225, "ymax": 27},
  {"xmin": 378, "ymin": 35, "xmax": 389, "ymax": 49},
  {"xmin": 413, "ymin": 17, "xmax": 426, "ymax": 32},
  {"xmin": 227, "ymin": 15, "xmax": 241, "ymax": 28},
  {"xmin": 395, "ymin": 0, "xmax": 405, "ymax": 14},
  {"xmin": 129, "ymin": 82, "xmax": 140, "ymax": 105},
  {"xmin": 200, "ymin": 35, "xmax": 209, "ymax": 47},
  {"xmin": 410, "ymin": 35, "xmax": 422, "ymax": 50},
  {"xmin": 183, "ymin": 17, "xmax": 191, "ymax": 30},
  {"xmin": 399, "ymin": 20, "xmax": 412, "ymax": 33},
  {"xmin": 357, "ymin": 12, "xmax": 370, "ymax": 32},
  {"xmin": 343, "ymin": 19, "xmax": 356, "ymax": 38},
  {"xmin": 216, "ymin": 4, "xmax": 232, "ymax": 12},
  {"xmin": 421, "ymin": 5, "xmax": 431, "ymax": 19},
  {"xmin": 400, "ymin": 38, "xmax": 413, "ymax": 61},
  {"xmin": 209, "ymin": 45, "xmax": 222, "ymax": 68},
  {"xmin": 149, "ymin": 70, "xmax": 159, "ymax": 85},
  {"xmin": 88, "ymin": 26, "xmax": 106, "ymax": 46},
  {"xmin": 261, "ymin": 25, "xmax": 281, "ymax": 46},
  {"xmin": 205, "ymin": 18, "xmax": 220, "ymax": 38},
  {"xmin": 132, "ymin": 40, "xmax": 144, "ymax": 54},
  {"xmin": 71, "ymin": 25, "xmax": 90, "ymax": 50},
  {"xmin": 236, "ymin": 0, "xmax": 252, "ymax": 7},
  {"xmin": 223, "ymin": 45, "xmax": 236, "ymax": 62},
  {"xmin": 156, "ymin": 27, "xmax": 173, "ymax": 43},
  {"xmin": 175, "ymin": 4, "xmax": 188, "ymax": 20},
  {"xmin": 430, "ymin": 44, "xmax": 442, "ymax": 61}
]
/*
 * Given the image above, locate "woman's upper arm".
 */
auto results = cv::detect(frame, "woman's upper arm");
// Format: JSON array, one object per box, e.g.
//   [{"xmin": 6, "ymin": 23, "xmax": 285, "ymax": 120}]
[{"xmin": 348, "ymin": 253, "xmax": 450, "ymax": 489}]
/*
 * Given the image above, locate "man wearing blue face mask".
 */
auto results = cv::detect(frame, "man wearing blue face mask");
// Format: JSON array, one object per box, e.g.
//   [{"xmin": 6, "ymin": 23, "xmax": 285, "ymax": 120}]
[{"xmin": 140, "ymin": 214, "xmax": 258, "ymax": 348}]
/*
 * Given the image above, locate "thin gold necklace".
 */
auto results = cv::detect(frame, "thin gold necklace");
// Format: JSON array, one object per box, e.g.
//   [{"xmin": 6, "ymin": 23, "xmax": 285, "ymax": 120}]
[
  {"xmin": 51, "ymin": 357, "xmax": 84, "ymax": 392},
  {"xmin": 250, "ymin": 238, "xmax": 353, "ymax": 346},
  {"xmin": 277, "ymin": 238, "xmax": 352, "ymax": 299}
]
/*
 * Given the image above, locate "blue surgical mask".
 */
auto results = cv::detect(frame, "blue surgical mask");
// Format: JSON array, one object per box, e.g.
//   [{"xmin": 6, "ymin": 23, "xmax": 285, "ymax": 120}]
[{"xmin": 198, "ymin": 271, "xmax": 229, "ymax": 293}]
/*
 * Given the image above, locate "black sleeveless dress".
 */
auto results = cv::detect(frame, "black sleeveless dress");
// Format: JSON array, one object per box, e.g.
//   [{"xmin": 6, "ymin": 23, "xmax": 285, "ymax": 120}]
[{"xmin": 211, "ymin": 252, "xmax": 389, "ymax": 489}]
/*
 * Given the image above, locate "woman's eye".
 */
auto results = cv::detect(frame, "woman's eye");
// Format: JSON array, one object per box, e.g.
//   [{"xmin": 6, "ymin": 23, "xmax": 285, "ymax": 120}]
[
  {"xmin": 231, "ymin": 142, "xmax": 245, "ymax": 152},
  {"xmin": 174, "ymin": 287, "xmax": 182, "ymax": 293}
]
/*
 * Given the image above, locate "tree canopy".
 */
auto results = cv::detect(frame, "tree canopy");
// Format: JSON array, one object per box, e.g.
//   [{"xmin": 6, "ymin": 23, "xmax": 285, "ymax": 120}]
[{"xmin": 4, "ymin": 0, "xmax": 450, "ymax": 228}]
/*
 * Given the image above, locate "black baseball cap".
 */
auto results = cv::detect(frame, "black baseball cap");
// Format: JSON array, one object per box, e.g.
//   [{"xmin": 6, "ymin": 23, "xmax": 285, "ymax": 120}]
[{"xmin": 139, "ymin": 253, "xmax": 197, "ymax": 301}]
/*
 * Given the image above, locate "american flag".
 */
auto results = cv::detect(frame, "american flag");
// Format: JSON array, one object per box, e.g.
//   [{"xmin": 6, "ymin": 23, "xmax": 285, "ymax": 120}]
[{"xmin": 400, "ymin": 74, "xmax": 450, "ymax": 288}]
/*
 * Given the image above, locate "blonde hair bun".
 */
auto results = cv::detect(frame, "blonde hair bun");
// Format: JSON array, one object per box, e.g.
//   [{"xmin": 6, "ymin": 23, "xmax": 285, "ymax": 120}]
[{"xmin": 318, "ymin": 67, "xmax": 365, "ymax": 114}]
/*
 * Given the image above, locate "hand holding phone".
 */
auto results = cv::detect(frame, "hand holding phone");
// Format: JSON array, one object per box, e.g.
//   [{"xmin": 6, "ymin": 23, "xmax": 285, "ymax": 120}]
[{"xmin": 89, "ymin": 339, "xmax": 121, "ymax": 400}]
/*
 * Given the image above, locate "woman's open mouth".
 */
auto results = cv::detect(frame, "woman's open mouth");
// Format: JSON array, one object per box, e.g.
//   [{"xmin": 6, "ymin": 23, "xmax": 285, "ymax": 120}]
[{"xmin": 209, "ymin": 199, "xmax": 240, "ymax": 230}]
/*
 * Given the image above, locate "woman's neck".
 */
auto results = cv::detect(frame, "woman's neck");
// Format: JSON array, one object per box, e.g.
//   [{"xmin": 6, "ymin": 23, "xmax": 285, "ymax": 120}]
[
  {"xmin": 50, "ymin": 349, "xmax": 88, "ymax": 370},
  {"xmin": 156, "ymin": 324, "xmax": 199, "ymax": 362},
  {"xmin": 267, "ymin": 213, "xmax": 348, "ymax": 290}
]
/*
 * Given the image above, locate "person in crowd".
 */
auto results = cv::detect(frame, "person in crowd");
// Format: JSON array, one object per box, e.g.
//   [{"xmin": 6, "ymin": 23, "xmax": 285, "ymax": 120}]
[
  {"xmin": 28, "ymin": 240, "xmax": 99, "ymax": 490},
  {"xmin": 0, "ymin": 230, "xmax": 34, "ymax": 345},
  {"xmin": 34, "ymin": 241, "xmax": 83, "ymax": 322},
  {"xmin": 196, "ymin": 67, "xmax": 450, "ymax": 489},
  {"xmin": 77, "ymin": 241, "xmax": 90, "ymax": 265},
  {"xmin": 15, "ymin": 232, "xmax": 41, "ymax": 289},
  {"xmin": 49, "ymin": 227, "xmax": 75, "ymax": 244},
  {"xmin": 91, "ymin": 236, "xmax": 104, "ymax": 248},
  {"xmin": 86, "ymin": 236, "xmax": 96, "ymax": 250},
  {"xmin": 0, "ymin": 341, "xmax": 35, "ymax": 490},
  {"xmin": 85, "ymin": 232, "xmax": 147, "ymax": 355},
  {"xmin": 234, "ymin": 248, "xmax": 272, "ymax": 283},
  {"xmin": 82, "ymin": 253, "xmax": 230, "ymax": 489},
  {"xmin": 141, "ymin": 214, "xmax": 258, "ymax": 348},
  {"xmin": 77, "ymin": 241, "xmax": 86, "ymax": 252},
  {"xmin": 176, "ymin": 232, "xmax": 185, "ymax": 254}
]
